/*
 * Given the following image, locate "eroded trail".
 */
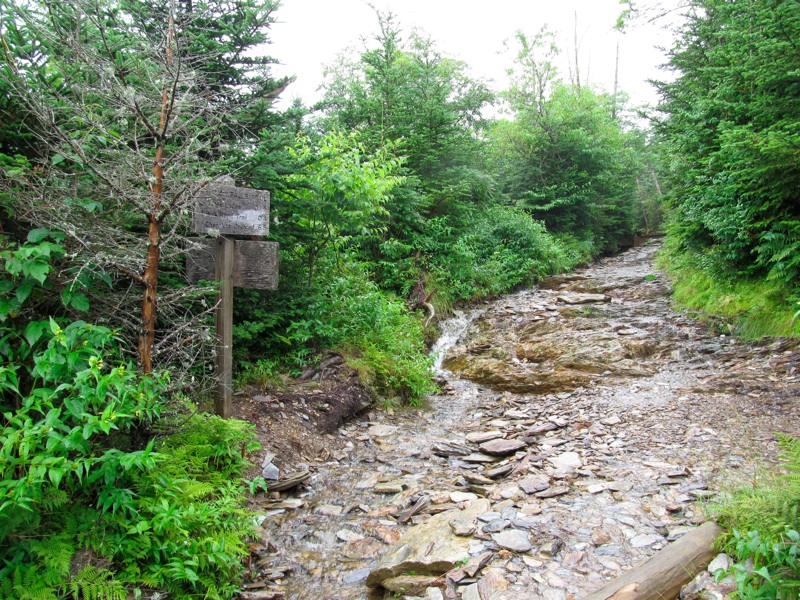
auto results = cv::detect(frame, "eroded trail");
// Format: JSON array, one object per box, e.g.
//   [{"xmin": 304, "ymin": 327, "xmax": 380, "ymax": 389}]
[{"xmin": 251, "ymin": 244, "xmax": 800, "ymax": 600}]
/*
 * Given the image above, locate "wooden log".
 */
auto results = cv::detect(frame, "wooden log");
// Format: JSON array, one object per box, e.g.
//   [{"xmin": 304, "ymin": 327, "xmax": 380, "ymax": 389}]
[{"xmin": 585, "ymin": 521, "xmax": 724, "ymax": 600}]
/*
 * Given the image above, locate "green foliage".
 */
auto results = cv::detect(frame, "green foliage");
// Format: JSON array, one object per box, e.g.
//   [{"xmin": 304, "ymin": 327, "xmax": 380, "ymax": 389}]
[
  {"xmin": 0, "ymin": 237, "xmax": 259, "ymax": 599},
  {"xmin": 656, "ymin": 0, "xmax": 800, "ymax": 290},
  {"xmin": 488, "ymin": 29, "xmax": 644, "ymax": 252},
  {"xmin": 428, "ymin": 206, "xmax": 575, "ymax": 304},
  {"xmin": 320, "ymin": 11, "xmax": 493, "ymax": 191},
  {"xmin": 657, "ymin": 242, "xmax": 797, "ymax": 338},
  {"xmin": 279, "ymin": 130, "xmax": 404, "ymax": 285},
  {"xmin": 714, "ymin": 435, "xmax": 800, "ymax": 598}
]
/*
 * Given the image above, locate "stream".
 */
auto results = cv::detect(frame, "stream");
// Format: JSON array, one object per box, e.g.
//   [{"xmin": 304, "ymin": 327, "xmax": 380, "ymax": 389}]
[{"xmin": 254, "ymin": 244, "xmax": 800, "ymax": 600}]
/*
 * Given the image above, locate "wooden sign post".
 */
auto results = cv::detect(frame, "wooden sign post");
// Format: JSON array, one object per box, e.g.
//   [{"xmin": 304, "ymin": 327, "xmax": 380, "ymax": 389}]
[{"xmin": 189, "ymin": 178, "xmax": 278, "ymax": 418}]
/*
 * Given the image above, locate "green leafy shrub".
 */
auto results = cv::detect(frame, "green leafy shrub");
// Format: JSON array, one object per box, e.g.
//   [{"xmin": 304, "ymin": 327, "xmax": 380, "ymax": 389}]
[
  {"xmin": 290, "ymin": 261, "xmax": 436, "ymax": 404},
  {"xmin": 429, "ymin": 206, "xmax": 575, "ymax": 304},
  {"xmin": 714, "ymin": 435, "xmax": 800, "ymax": 598},
  {"xmin": 0, "ymin": 236, "xmax": 260, "ymax": 599}
]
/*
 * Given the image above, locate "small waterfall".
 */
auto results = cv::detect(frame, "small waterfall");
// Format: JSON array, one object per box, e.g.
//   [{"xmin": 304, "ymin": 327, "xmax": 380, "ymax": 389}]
[{"xmin": 431, "ymin": 308, "xmax": 485, "ymax": 372}]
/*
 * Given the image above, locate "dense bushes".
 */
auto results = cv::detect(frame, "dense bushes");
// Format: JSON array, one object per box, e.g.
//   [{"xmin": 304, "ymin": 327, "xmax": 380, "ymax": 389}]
[
  {"xmin": 0, "ymin": 238, "xmax": 260, "ymax": 599},
  {"xmin": 428, "ymin": 206, "xmax": 577, "ymax": 304},
  {"xmin": 656, "ymin": 0, "xmax": 800, "ymax": 291}
]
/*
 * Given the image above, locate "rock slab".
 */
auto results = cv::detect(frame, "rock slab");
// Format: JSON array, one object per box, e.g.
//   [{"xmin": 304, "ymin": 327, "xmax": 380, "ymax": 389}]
[{"xmin": 366, "ymin": 499, "xmax": 491, "ymax": 589}]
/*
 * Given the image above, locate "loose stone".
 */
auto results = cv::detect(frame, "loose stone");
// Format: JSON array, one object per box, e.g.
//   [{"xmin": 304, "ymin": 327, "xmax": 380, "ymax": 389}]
[
  {"xmin": 466, "ymin": 430, "xmax": 504, "ymax": 443},
  {"xmin": 492, "ymin": 530, "xmax": 533, "ymax": 553},
  {"xmin": 479, "ymin": 438, "xmax": 527, "ymax": 456}
]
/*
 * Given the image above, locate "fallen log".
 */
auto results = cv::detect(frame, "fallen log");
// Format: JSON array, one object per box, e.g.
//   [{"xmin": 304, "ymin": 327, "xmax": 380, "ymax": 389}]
[{"xmin": 585, "ymin": 521, "xmax": 724, "ymax": 600}]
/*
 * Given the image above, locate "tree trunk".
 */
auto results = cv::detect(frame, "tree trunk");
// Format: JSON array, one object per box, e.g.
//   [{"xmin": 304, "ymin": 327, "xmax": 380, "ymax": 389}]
[{"xmin": 138, "ymin": 5, "xmax": 174, "ymax": 373}]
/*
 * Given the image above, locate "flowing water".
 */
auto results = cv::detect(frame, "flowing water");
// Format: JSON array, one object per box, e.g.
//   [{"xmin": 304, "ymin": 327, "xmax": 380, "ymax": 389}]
[{"xmin": 255, "ymin": 245, "xmax": 800, "ymax": 600}]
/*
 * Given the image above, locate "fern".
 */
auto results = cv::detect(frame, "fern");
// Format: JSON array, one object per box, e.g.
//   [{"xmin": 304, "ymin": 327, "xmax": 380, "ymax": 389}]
[
  {"xmin": 29, "ymin": 535, "xmax": 75, "ymax": 582},
  {"xmin": 63, "ymin": 566, "xmax": 125, "ymax": 600}
]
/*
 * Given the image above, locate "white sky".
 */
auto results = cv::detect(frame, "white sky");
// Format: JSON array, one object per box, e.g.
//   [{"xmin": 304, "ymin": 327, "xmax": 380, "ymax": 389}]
[{"xmin": 267, "ymin": 0, "xmax": 681, "ymax": 113}]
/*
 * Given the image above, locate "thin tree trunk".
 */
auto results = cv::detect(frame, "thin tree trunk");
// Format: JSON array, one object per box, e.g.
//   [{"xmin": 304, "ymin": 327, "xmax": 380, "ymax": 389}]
[{"xmin": 138, "ymin": 5, "xmax": 174, "ymax": 374}]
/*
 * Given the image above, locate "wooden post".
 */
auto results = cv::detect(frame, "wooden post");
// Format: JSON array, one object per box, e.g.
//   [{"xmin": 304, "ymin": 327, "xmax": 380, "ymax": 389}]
[
  {"xmin": 190, "ymin": 178, "xmax": 273, "ymax": 418},
  {"xmin": 214, "ymin": 236, "xmax": 235, "ymax": 418}
]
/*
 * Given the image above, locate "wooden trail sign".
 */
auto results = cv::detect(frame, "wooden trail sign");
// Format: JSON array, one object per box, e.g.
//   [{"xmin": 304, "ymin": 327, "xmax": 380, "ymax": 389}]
[
  {"xmin": 189, "ymin": 179, "xmax": 277, "ymax": 418},
  {"xmin": 187, "ymin": 239, "xmax": 279, "ymax": 290},
  {"xmin": 192, "ymin": 182, "xmax": 270, "ymax": 235}
]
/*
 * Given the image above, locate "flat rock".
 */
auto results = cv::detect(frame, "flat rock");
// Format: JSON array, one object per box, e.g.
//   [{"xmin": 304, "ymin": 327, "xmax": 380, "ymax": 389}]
[
  {"xmin": 462, "ymin": 453, "xmax": 501, "ymax": 463},
  {"xmin": 548, "ymin": 452, "xmax": 583, "ymax": 472},
  {"xmin": 382, "ymin": 575, "xmax": 442, "ymax": 595},
  {"xmin": 466, "ymin": 430, "xmax": 504, "ymax": 444},
  {"xmin": 374, "ymin": 482, "xmax": 405, "ymax": 494},
  {"xmin": 314, "ymin": 504, "xmax": 343, "ymax": 517},
  {"xmin": 450, "ymin": 491, "xmax": 479, "ymax": 503},
  {"xmin": 368, "ymin": 424, "xmax": 397, "ymax": 437},
  {"xmin": 492, "ymin": 529, "xmax": 532, "ymax": 553},
  {"xmin": 367, "ymin": 499, "xmax": 491, "ymax": 588},
  {"xmin": 449, "ymin": 517, "xmax": 477, "ymax": 536},
  {"xmin": 341, "ymin": 568, "xmax": 371, "ymax": 584},
  {"xmin": 518, "ymin": 475, "xmax": 550, "ymax": 494},
  {"xmin": 630, "ymin": 533, "xmax": 663, "ymax": 548},
  {"xmin": 432, "ymin": 441, "xmax": 472, "ymax": 457},
  {"xmin": 481, "ymin": 519, "xmax": 509, "ymax": 533},
  {"xmin": 535, "ymin": 485, "xmax": 570, "ymax": 499},
  {"xmin": 336, "ymin": 529, "xmax": 364, "ymax": 543},
  {"xmin": 556, "ymin": 292, "xmax": 610, "ymax": 304},
  {"xmin": 479, "ymin": 438, "xmax": 527, "ymax": 456},
  {"xmin": 485, "ymin": 464, "xmax": 514, "ymax": 479},
  {"xmin": 261, "ymin": 463, "xmax": 280, "ymax": 480},
  {"xmin": 426, "ymin": 588, "xmax": 445, "ymax": 600}
]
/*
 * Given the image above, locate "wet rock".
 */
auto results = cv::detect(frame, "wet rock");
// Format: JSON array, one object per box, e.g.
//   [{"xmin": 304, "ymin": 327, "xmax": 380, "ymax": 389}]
[
  {"xmin": 556, "ymin": 292, "xmax": 610, "ymax": 304},
  {"xmin": 261, "ymin": 463, "xmax": 280, "ymax": 480},
  {"xmin": 336, "ymin": 529, "xmax": 364, "ymax": 543},
  {"xmin": 342, "ymin": 568, "xmax": 371, "ymax": 584},
  {"xmin": 466, "ymin": 430, "xmax": 504, "ymax": 444},
  {"xmin": 343, "ymin": 537, "xmax": 385, "ymax": 559},
  {"xmin": 314, "ymin": 504, "xmax": 343, "ymax": 517},
  {"xmin": 366, "ymin": 499, "xmax": 491, "ymax": 589},
  {"xmin": 374, "ymin": 481, "xmax": 405, "ymax": 494},
  {"xmin": 449, "ymin": 517, "xmax": 477, "ymax": 537},
  {"xmin": 485, "ymin": 464, "xmax": 514, "ymax": 479},
  {"xmin": 368, "ymin": 424, "xmax": 397, "ymax": 437},
  {"xmin": 479, "ymin": 438, "xmax": 527, "ymax": 456},
  {"xmin": 462, "ymin": 453, "xmax": 501, "ymax": 463},
  {"xmin": 481, "ymin": 519, "xmax": 509, "ymax": 533},
  {"xmin": 382, "ymin": 575, "xmax": 442, "ymax": 595},
  {"xmin": 492, "ymin": 530, "xmax": 532, "ymax": 553},
  {"xmin": 431, "ymin": 441, "xmax": 471, "ymax": 457},
  {"xmin": 450, "ymin": 492, "xmax": 478, "ymax": 503},
  {"xmin": 463, "ymin": 473, "xmax": 494, "ymax": 485}
]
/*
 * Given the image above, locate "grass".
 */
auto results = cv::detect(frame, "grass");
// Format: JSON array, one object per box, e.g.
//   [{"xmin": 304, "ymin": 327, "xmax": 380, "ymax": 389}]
[{"xmin": 657, "ymin": 248, "xmax": 798, "ymax": 339}]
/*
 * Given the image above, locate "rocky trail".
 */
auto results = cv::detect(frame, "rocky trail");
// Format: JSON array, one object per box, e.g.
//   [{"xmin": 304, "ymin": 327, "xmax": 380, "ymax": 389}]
[{"xmin": 241, "ymin": 244, "xmax": 800, "ymax": 600}]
